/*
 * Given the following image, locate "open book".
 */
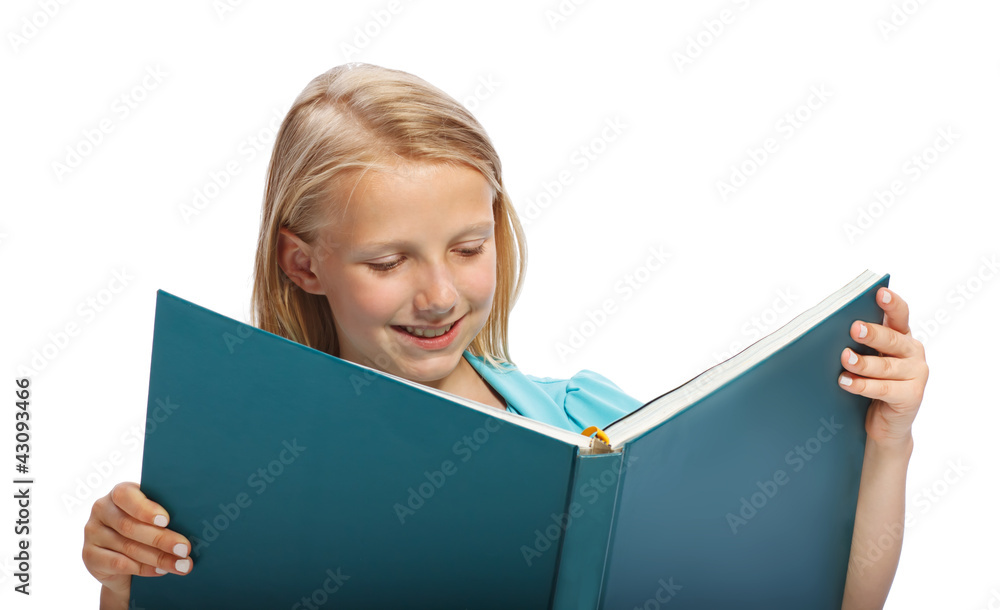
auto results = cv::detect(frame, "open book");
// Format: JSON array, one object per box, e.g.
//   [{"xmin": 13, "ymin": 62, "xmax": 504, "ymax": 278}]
[{"xmin": 130, "ymin": 270, "xmax": 889, "ymax": 609}]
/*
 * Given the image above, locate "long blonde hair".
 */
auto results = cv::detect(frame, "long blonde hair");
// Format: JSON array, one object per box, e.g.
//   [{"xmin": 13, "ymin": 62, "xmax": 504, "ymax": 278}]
[{"xmin": 251, "ymin": 62, "xmax": 526, "ymax": 369}]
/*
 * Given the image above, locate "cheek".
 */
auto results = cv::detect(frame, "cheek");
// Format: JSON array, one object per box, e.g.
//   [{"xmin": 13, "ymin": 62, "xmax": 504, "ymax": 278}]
[
  {"xmin": 329, "ymin": 272, "xmax": 403, "ymax": 326},
  {"xmin": 463, "ymin": 251, "xmax": 497, "ymax": 307}
]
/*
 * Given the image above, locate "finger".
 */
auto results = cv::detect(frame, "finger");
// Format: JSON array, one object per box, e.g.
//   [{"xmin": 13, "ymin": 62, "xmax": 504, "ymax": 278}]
[
  {"xmin": 841, "ymin": 347, "xmax": 920, "ymax": 381},
  {"xmin": 876, "ymin": 288, "xmax": 911, "ymax": 336},
  {"xmin": 89, "ymin": 522, "xmax": 193, "ymax": 575},
  {"xmin": 85, "ymin": 543, "xmax": 176, "ymax": 580},
  {"xmin": 852, "ymin": 320, "xmax": 919, "ymax": 359},
  {"xmin": 96, "ymin": 488, "xmax": 191, "ymax": 560},
  {"xmin": 110, "ymin": 482, "xmax": 171, "ymax": 528},
  {"xmin": 837, "ymin": 373, "xmax": 912, "ymax": 404}
]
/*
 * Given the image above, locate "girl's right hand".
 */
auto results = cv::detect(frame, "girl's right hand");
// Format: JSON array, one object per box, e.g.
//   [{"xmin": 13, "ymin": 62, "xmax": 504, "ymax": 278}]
[{"xmin": 82, "ymin": 482, "xmax": 193, "ymax": 605}]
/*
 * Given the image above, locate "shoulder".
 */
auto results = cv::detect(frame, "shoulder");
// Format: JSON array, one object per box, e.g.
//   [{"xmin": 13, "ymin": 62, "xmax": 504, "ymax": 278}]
[
  {"xmin": 464, "ymin": 350, "xmax": 641, "ymax": 433},
  {"xmin": 527, "ymin": 369, "xmax": 643, "ymax": 426}
]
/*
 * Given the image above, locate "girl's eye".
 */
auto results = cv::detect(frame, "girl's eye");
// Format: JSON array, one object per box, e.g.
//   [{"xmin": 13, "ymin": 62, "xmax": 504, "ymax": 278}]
[
  {"xmin": 366, "ymin": 244, "xmax": 487, "ymax": 274},
  {"xmin": 367, "ymin": 258, "xmax": 404, "ymax": 273},
  {"xmin": 457, "ymin": 244, "xmax": 487, "ymax": 258}
]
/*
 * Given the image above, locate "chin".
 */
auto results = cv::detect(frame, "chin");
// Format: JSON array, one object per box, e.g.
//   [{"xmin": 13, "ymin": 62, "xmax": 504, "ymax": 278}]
[{"xmin": 388, "ymin": 349, "xmax": 466, "ymax": 384}]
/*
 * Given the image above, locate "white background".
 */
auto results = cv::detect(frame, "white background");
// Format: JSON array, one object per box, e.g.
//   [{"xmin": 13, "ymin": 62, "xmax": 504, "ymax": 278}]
[{"xmin": 2, "ymin": 0, "xmax": 998, "ymax": 607}]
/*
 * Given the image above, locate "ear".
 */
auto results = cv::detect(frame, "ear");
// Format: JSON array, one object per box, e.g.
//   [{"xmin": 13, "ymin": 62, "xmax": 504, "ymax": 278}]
[{"xmin": 276, "ymin": 228, "xmax": 326, "ymax": 295}]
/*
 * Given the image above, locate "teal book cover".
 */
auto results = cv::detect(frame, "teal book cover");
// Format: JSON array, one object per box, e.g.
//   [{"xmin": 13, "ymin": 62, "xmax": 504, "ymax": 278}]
[{"xmin": 131, "ymin": 270, "xmax": 888, "ymax": 609}]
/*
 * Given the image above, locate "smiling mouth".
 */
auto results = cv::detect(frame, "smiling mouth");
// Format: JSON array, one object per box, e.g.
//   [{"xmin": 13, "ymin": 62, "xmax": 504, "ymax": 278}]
[
  {"xmin": 400, "ymin": 323, "xmax": 454, "ymax": 338},
  {"xmin": 392, "ymin": 315, "xmax": 464, "ymax": 338}
]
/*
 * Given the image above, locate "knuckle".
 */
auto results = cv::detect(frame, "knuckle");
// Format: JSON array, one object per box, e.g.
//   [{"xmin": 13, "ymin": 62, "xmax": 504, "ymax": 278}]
[
  {"xmin": 83, "ymin": 518, "xmax": 98, "ymax": 540},
  {"xmin": 110, "ymin": 482, "xmax": 129, "ymax": 508},
  {"xmin": 874, "ymin": 382, "xmax": 890, "ymax": 398},
  {"xmin": 108, "ymin": 553, "xmax": 132, "ymax": 574},
  {"xmin": 885, "ymin": 329, "xmax": 899, "ymax": 350},
  {"xmin": 117, "ymin": 514, "xmax": 136, "ymax": 538},
  {"xmin": 91, "ymin": 496, "xmax": 110, "ymax": 520},
  {"xmin": 150, "ymin": 530, "xmax": 168, "ymax": 551},
  {"xmin": 156, "ymin": 550, "xmax": 176, "ymax": 569},
  {"xmin": 120, "ymin": 537, "xmax": 142, "ymax": 559},
  {"xmin": 879, "ymin": 357, "xmax": 893, "ymax": 377}
]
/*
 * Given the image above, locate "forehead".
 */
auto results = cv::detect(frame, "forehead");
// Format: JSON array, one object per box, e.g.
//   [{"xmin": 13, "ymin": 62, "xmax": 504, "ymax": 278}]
[{"xmin": 326, "ymin": 161, "xmax": 495, "ymax": 246}]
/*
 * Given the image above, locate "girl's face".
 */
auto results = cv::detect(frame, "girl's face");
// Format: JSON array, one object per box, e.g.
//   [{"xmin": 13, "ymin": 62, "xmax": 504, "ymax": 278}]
[{"xmin": 279, "ymin": 161, "xmax": 497, "ymax": 389}]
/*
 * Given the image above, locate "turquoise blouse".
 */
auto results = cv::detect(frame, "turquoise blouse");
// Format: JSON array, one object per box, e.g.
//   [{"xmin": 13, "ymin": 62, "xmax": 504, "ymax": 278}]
[{"xmin": 462, "ymin": 350, "xmax": 643, "ymax": 435}]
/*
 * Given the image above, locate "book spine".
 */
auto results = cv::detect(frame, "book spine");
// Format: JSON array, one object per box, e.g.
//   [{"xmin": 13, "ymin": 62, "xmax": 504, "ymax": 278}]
[{"xmin": 550, "ymin": 451, "xmax": 625, "ymax": 610}]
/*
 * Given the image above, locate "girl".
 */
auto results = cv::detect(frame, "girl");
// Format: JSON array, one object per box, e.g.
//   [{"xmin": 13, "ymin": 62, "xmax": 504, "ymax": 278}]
[{"xmin": 82, "ymin": 62, "xmax": 928, "ymax": 609}]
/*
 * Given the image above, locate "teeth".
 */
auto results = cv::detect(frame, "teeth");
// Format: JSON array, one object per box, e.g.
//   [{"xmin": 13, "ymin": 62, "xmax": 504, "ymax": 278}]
[{"xmin": 404, "ymin": 323, "xmax": 453, "ymax": 338}]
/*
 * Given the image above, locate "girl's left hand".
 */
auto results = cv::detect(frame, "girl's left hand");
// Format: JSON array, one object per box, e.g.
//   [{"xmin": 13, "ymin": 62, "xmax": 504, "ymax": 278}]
[{"xmin": 837, "ymin": 287, "xmax": 929, "ymax": 449}]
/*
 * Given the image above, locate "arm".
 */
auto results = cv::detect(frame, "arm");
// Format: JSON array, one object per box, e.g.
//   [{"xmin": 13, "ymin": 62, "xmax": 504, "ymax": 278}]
[
  {"xmin": 835, "ymin": 287, "xmax": 928, "ymax": 609},
  {"xmin": 841, "ymin": 434, "xmax": 913, "ymax": 609},
  {"xmin": 100, "ymin": 584, "xmax": 130, "ymax": 610}
]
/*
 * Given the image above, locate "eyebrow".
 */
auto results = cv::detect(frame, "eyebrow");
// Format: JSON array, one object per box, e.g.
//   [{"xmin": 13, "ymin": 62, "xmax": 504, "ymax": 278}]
[{"xmin": 354, "ymin": 221, "xmax": 495, "ymax": 255}]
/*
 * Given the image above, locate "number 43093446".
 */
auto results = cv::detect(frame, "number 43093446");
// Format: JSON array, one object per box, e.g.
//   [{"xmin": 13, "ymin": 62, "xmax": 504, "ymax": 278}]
[{"xmin": 15, "ymin": 378, "xmax": 30, "ymax": 473}]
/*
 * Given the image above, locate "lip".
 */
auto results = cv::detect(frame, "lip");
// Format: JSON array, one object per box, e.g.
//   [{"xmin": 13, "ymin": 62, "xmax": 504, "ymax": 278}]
[{"xmin": 392, "ymin": 315, "xmax": 464, "ymax": 350}]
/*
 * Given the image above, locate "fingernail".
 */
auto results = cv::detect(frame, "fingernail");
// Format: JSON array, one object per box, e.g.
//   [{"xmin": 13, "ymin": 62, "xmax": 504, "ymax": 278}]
[
  {"xmin": 175, "ymin": 559, "xmax": 191, "ymax": 573},
  {"xmin": 858, "ymin": 323, "xmax": 868, "ymax": 339},
  {"xmin": 153, "ymin": 515, "xmax": 168, "ymax": 527},
  {"xmin": 839, "ymin": 374, "xmax": 853, "ymax": 386},
  {"xmin": 155, "ymin": 567, "xmax": 167, "ymax": 575},
  {"xmin": 173, "ymin": 543, "xmax": 188, "ymax": 558},
  {"xmin": 882, "ymin": 290, "xmax": 891, "ymax": 304},
  {"xmin": 847, "ymin": 349, "xmax": 858, "ymax": 365}
]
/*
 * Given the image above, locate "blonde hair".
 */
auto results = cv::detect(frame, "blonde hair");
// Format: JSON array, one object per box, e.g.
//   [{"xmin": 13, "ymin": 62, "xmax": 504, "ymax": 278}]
[{"xmin": 251, "ymin": 62, "xmax": 526, "ymax": 370}]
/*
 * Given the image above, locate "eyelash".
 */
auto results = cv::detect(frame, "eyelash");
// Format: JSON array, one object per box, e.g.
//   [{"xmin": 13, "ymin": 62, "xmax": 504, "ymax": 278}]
[{"xmin": 367, "ymin": 244, "xmax": 487, "ymax": 273}]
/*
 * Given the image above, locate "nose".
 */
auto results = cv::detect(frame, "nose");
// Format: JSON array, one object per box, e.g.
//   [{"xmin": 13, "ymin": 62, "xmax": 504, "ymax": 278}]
[{"xmin": 414, "ymin": 261, "xmax": 458, "ymax": 316}]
